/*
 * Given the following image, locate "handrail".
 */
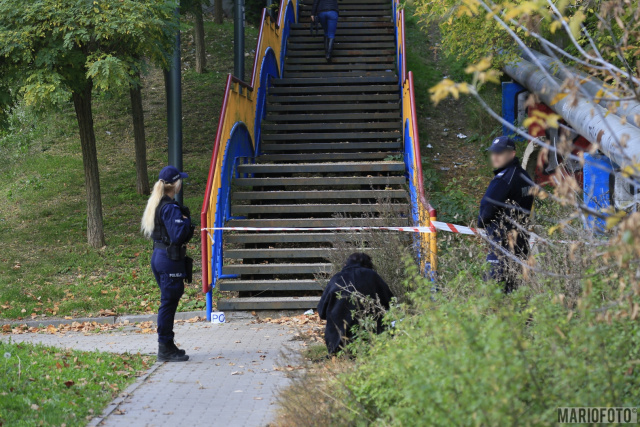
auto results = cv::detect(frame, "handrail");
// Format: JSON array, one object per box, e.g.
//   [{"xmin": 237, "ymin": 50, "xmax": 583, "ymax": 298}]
[
  {"xmin": 201, "ymin": 75, "xmax": 232, "ymax": 293},
  {"xmin": 401, "ymin": 9, "xmax": 406, "ymax": 82},
  {"xmin": 409, "ymin": 72, "xmax": 437, "ymax": 218},
  {"xmin": 230, "ymin": 75, "xmax": 254, "ymax": 91},
  {"xmin": 200, "ymin": 0, "xmax": 297, "ymax": 298},
  {"xmin": 395, "ymin": 0, "xmax": 438, "ymax": 273}
]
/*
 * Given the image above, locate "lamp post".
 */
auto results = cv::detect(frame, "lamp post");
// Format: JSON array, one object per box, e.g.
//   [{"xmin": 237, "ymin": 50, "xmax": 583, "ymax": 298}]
[
  {"xmin": 165, "ymin": 5, "xmax": 184, "ymax": 203},
  {"xmin": 234, "ymin": 0, "xmax": 245, "ymax": 81}
]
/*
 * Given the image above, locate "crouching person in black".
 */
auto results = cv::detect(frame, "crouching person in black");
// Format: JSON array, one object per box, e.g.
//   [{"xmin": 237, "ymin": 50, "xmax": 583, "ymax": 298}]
[
  {"xmin": 141, "ymin": 166, "xmax": 195, "ymax": 362},
  {"xmin": 317, "ymin": 253, "xmax": 393, "ymax": 354}
]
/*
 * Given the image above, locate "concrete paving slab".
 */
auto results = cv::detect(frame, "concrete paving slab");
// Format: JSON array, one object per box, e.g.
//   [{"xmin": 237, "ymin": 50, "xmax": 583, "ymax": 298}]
[{"xmin": 2, "ymin": 318, "xmax": 300, "ymax": 427}]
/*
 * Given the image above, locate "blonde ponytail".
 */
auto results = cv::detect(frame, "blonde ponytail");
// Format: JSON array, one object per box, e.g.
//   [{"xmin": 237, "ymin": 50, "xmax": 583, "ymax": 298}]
[
  {"xmin": 141, "ymin": 180, "xmax": 166, "ymax": 238},
  {"xmin": 141, "ymin": 179, "xmax": 182, "ymax": 238}
]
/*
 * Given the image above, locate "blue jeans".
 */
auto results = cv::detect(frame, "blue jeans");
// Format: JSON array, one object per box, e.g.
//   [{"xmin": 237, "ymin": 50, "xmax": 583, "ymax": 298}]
[{"xmin": 318, "ymin": 10, "xmax": 338, "ymax": 38}]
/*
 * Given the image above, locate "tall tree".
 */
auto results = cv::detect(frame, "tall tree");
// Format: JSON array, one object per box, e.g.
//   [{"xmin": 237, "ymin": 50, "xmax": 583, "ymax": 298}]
[
  {"xmin": 215, "ymin": 0, "xmax": 225, "ymax": 24},
  {"xmin": 193, "ymin": 1, "xmax": 207, "ymax": 73},
  {"xmin": 130, "ymin": 72, "xmax": 151, "ymax": 195},
  {"xmin": 182, "ymin": 0, "xmax": 207, "ymax": 74},
  {"xmin": 0, "ymin": 0, "xmax": 177, "ymax": 247}
]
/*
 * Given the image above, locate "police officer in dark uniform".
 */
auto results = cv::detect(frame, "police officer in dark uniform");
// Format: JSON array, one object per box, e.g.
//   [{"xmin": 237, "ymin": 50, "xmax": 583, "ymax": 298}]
[
  {"xmin": 477, "ymin": 136, "xmax": 534, "ymax": 293},
  {"xmin": 141, "ymin": 166, "xmax": 195, "ymax": 362}
]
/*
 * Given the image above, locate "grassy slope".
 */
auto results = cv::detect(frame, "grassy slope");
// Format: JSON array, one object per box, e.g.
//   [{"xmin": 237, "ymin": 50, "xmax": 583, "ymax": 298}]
[
  {"xmin": 404, "ymin": 8, "xmax": 503, "ymax": 223},
  {"xmin": 0, "ymin": 19, "xmax": 258, "ymax": 320},
  {"xmin": 0, "ymin": 340, "xmax": 153, "ymax": 426}
]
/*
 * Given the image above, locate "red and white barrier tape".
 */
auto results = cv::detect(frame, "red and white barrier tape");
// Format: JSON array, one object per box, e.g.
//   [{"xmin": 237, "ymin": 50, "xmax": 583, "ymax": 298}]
[
  {"xmin": 201, "ymin": 221, "xmax": 484, "ymax": 236},
  {"xmin": 201, "ymin": 224, "xmax": 606, "ymax": 246}
]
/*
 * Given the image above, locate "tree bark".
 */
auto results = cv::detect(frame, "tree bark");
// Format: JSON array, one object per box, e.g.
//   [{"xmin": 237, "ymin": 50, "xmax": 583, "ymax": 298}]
[
  {"xmin": 214, "ymin": 0, "xmax": 224, "ymax": 24},
  {"xmin": 129, "ymin": 75, "xmax": 150, "ymax": 195},
  {"xmin": 194, "ymin": 2, "xmax": 207, "ymax": 73},
  {"xmin": 72, "ymin": 81, "xmax": 106, "ymax": 248}
]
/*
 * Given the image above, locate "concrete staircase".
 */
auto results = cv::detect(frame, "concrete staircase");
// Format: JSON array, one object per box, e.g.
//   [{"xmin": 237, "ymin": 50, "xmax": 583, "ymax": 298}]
[{"xmin": 217, "ymin": 0, "xmax": 409, "ymax": 310}]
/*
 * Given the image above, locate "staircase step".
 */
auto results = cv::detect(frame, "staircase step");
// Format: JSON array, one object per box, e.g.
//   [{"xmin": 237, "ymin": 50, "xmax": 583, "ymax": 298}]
[
  {"xmin": 273, "ymin": 76, "xmax": 398, "ymax": 86},
  {"xmin": 261, "ymin": 141, "xmax": 402, "ymax": 151},
  {"xmin": 269, "ymin": 86, "xmax": 398, "ymax": 96},
  {"xmin": 262, "ymin": 122, "xmax": 401, "ymax": 132},
  {"xmin": 292, "ymin": 35, "xmax": 394, "ymax": 43},
  {"xmin": 287, "ymin": 42, "xmax": 396, "ymax": 50},
  {"xmin": 265, "ymin": 112, "xmax": 399, "ymax": 122},
  {"xmin": 256, "ymin": 152, "xmax": 395, "ymax": 162},
  {"xmin": 226, "ymin": 217, "xmax": 408, "ymax": 227},
  {"xmin": 300, "ymin": 3, "xmax": 390, "ymax": 10},
  {"xmin": 234, "ymin": 176, "xmax": 406, "ymax": 187},
  {"xmin": 233, "ymin": 189, "xmax": 406, "ymax": 200},
  {"xmin": 284, "ymin": 63, "xmax": 395, "ymax": 71},
  {"xmin": 282, "ymin": 71, "xmax": 396, "ymax": 78},
  {"xmin": 291, "ymin": 20, "xmax": 391, "ymax": 29},
  {"xmin": 222, "ymin": 263, "xmax": 332, "ymax": 275},
  {"xmin": 225, "ymin": 248, "xmax": 332, "ymax": 259},
  {"xmin": 268, "ymin": 94, "xmax": 398, "ymax": 103},
  {"xmin": 217, "ymin": 297, "xmax": 321, "ymax": 311},
  {"xmin": 267, "ymin": 103, "xmax": 398, "ymax": 112},
  {"xmin": 232, "ymin": 203, "xmax": 406, "ymax": 215},
  {"xmin": 261, "ymin": 131, "xmax": 400, "ymax": 142},
  {"xmin": 285, "ymin": 56, "xmax": 394, "ymax": 64},
  {"xmin": 298, "ymin": 9, "xmax": 391, "ymax": 17},
  {"xmin": 225, "ymin": 232, "xmax": 367, "ymax": 244},
  {"xmin": 300, "ymin": 0, "xmax": 390, "ymax": 4},
  {"xmin": 238, "ymin": 162, "xmax": 404, "ymax": 174},
  {"xmin": 286, "ymin": 50, "xmax": 395, "ymax": 58},
  {"xmin": 218, "ymin": 280, "xmax": 323, "ymax": 292}
]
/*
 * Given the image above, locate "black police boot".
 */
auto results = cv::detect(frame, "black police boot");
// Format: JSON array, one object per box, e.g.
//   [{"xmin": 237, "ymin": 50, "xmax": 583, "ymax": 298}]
[
  {"xmin": 158, "ymin": 342, "xmax": 189, "ymax": 362},
  {"xmin": 326, "ymin": 38, "xmax": 335, "ymax": 62},
  {"xmin": 168, "ymin": 340, "xmax": 186, "ymax": 357}
]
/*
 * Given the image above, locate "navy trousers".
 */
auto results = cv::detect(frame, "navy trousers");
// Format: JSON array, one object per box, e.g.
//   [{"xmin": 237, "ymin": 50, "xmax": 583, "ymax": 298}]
[
  {"xmin": 485, "ymin": 240, "xmax": 528, "ymax": 294},
  {"xmin": 151, "ymin": 249, "xmax": 185, "ymax": 344}
]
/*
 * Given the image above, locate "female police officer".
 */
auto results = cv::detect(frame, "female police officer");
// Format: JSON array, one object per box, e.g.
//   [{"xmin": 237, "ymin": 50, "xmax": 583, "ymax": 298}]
[{"xmin": 141, "ymin": 166, "xmax": 194, "ymax": 362}]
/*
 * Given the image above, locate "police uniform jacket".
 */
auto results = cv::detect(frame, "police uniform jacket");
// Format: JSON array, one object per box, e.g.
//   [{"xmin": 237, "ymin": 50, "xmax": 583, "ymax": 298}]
[{"xmin": 477, "ymin": 157, "xmax": 534, "ymax": 249}]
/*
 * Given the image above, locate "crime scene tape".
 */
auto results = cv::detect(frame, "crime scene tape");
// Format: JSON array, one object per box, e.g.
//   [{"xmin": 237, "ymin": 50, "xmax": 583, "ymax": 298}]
[{"xmin": 201, "ymin": 221, "xmax": 483, "ymax": 235}]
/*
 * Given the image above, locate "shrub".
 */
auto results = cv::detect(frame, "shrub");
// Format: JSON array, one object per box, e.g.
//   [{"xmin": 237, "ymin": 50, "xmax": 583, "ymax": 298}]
[{"xmin": 276, "ymin": 245, "xmax": 640, "ymax": 426}]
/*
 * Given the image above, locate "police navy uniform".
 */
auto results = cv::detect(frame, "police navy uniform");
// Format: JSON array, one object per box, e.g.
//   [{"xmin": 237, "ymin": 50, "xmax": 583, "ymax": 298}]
[
  {"xmin": 151, "ymin": 195, "xmax": 194, "ymax": 344},
  {"xmin": 477, "ymin": 156, "xmax": 534, "ymax": 292}
]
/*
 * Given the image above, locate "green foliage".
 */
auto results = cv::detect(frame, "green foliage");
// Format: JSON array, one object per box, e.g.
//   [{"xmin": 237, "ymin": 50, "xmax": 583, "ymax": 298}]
[
  {"xmin": 429, "ymin": 177, "xmax": 481, "ymax": 224},
  {"xmin": 333, "ymin": 270, "xmax": 640, "ymax": 426},
  {"xmin": 0, "ymin": 340, "xmax": 153, "ymax": 426},
  {"xmin": 0, "ymin": 0, "xmax": 178, "ymax": 111},
  {"xmin": 0, "ymin": 17, "xmax": 258, "ymax": 319}
]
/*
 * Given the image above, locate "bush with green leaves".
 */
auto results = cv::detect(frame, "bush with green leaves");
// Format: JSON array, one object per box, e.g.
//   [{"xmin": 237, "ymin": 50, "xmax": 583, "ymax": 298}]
[
  {"xmin": 329, "ymin": 266, "xmax": 640, "ymax": 425},
  {"xmin": 276, "ymin": 247, "xmax": 640, "ymax": 426}
]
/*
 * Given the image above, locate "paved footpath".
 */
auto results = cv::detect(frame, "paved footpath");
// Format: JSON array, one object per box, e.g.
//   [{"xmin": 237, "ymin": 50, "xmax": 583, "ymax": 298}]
[{"xmin": 2, "ymin": 318, "xmax": 302, "ymax": 427}]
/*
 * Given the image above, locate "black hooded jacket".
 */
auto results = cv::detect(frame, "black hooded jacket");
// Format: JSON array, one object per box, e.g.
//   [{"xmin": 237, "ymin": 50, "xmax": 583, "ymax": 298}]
[
  {"xmin": 477, "ymin": 157, "xmax": 534, "ymax": 251},
  {"xmin": 317, "ymin": 262, "xmax": 393, "ymax": 354}
]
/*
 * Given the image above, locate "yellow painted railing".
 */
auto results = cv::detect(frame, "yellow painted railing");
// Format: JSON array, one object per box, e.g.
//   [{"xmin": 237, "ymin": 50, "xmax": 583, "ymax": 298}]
[
  {"xmin": 200, "ymin": 0, "xmax": 299, "ymax": 309},
  {"xmin": 395, "ymin": 2, "xmax": 438, "ymax": 274}
]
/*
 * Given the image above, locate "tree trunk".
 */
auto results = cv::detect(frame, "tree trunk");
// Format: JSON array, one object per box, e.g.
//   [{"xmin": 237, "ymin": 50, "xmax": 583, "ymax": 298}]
[
  {"xmin": 214, "ymin": 0, "xmax": 224, "ymax": 24},
  {"xmin": 194, "ymin": 3, "xmax": 207, "ymax": 73},
  {"xmin": 72, "ymin": 81, "xmax": 106, "ymax": 248},
  {"xmin": 129, "ymin": 76, "xmax": 150, "ymax": 195}
]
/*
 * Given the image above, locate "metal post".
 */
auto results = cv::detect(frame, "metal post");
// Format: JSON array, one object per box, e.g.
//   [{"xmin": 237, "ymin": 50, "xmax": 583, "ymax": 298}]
[
  {"xmin": 234, "ymin": 0, "xmax": 245, "ymax": 81},
  {"xmin": 266, "ymin": 0, "xmax": 273, "ymax": 20},
  {"xmin": 166, "ymin": 6, "xmax": 184, "ymax": 204}
]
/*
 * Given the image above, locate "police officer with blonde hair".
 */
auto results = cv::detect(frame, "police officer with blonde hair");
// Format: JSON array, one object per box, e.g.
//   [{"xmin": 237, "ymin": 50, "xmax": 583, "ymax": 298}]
[{"xmin": 141, "ymin": 166, "xmax": 194, "ymax": 362}]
